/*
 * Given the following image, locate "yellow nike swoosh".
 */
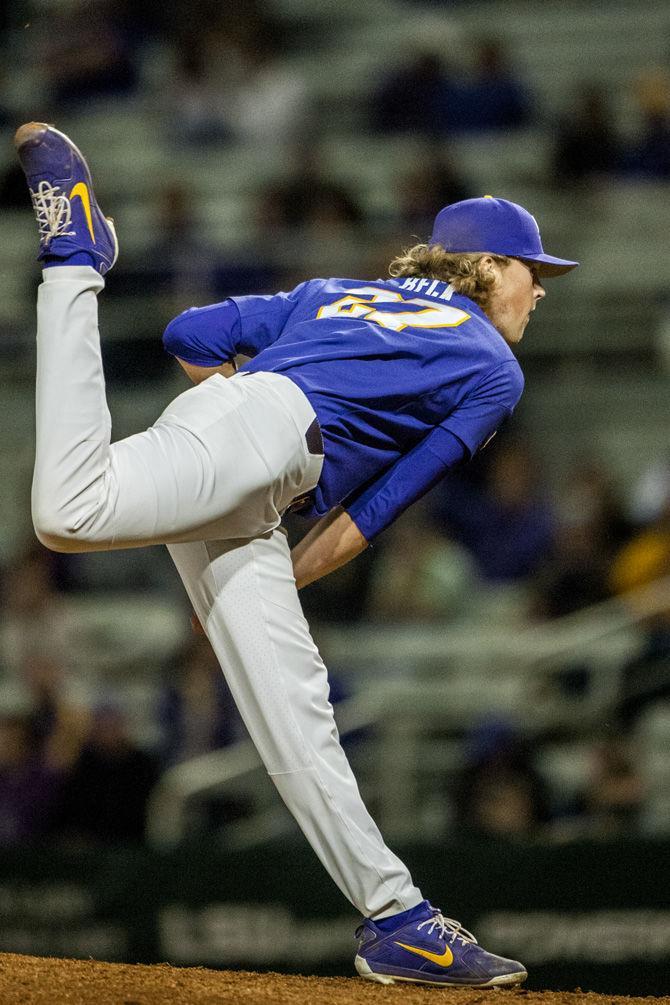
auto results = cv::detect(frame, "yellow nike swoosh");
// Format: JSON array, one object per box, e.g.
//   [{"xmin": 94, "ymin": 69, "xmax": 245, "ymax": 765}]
[
  {"xmin": 394, "ymin": 941, "xmax": 454, "ymax": 968},
  {"xmin": 69, "ymin": 182, "xmax": 96, "ymax": 243}
]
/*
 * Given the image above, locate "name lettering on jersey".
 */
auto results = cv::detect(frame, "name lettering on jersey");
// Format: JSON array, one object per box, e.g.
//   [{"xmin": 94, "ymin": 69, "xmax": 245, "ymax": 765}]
[
  {"xmin": 398, "ymin": 277, "xmax": 455, "ymax": 301},
  {"xmin": 316, "ymin": 286, "xmax": 469, "ymax": 332}
]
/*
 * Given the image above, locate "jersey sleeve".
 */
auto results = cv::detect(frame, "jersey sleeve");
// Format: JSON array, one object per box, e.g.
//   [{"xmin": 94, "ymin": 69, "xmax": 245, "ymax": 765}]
[
  {"xmin": 162, "ymin": 299, "xmax": 243, "ymax": 366},
  {"xmin": 343, "ymin": 359, "xmax": 524, "ymax": 541},
  {"xmin": 229, "ymin": 280, "xmax": 319, "ymax": 355},
  {"xmin": 162, "ymin": 280, "xmax": 317, "ymax": 366},
  {"xmin": 439, "ymin": 360, "xmax": 524, "ymax": 457},
  {"xmin": 344, "ymin": 426, "xmax": 467, "ymax": 541}
]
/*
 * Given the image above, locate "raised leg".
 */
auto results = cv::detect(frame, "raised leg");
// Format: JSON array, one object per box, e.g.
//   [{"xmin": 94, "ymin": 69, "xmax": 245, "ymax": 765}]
[{"xmin": 32, "ymin": 269, "xmax": 317, "ymax": 552}]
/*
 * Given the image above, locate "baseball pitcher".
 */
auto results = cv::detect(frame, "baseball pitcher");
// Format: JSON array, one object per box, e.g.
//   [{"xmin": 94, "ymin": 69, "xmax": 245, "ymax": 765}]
[{"xmin": 15, "ymin": 121, "xmax": 577, "ymax": 987}]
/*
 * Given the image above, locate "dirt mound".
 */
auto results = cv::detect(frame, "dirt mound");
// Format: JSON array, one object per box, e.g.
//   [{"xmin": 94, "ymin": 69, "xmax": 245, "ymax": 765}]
[{"xmin": 0, "ymin": 953, "xmax": 666, "ymax": 1005}]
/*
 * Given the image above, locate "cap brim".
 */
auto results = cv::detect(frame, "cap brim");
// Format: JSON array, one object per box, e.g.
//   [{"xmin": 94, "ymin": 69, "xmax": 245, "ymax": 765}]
[{"xmin": 520, "ymin": 254, "xmax": 579, "ymax": 278}]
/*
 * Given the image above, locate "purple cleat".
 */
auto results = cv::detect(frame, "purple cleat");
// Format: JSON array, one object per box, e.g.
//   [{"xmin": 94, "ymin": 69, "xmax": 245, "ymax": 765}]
[
  {"xmin": 355, "ymin": 901, "xmax": 527, "ymax": 987},
  {"xmin": 14, "ymin": 121, "xmax": 118, "ymax": 275}
]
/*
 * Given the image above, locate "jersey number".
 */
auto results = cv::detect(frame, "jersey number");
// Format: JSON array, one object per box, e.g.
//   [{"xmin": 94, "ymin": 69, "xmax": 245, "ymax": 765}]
[{"xmin": 316, "ymin": 286, "xmax": 470, "ymax": 331}]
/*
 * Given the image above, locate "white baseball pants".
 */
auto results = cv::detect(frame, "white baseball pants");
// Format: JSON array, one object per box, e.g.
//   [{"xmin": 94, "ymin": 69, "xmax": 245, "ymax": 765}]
[{"xmin": 33, "ymin": 266, "xmax": 423, "ymax": 918}]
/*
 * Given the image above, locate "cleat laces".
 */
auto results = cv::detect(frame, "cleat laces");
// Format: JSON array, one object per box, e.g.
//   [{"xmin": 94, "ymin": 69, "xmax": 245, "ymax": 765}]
[
  {"xmin": 29, "ymin": 180, "xmax": 74, "ymax": 247},
  {"xmin": 418, "ymin": 913, "xmax": 478, "ymax": 947}
]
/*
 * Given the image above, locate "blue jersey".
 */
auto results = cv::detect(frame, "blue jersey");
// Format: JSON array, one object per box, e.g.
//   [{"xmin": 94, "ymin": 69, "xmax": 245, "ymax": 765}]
[{"xmin": 163, "ymin": 276, "xmax": 524, "ymax": 540}]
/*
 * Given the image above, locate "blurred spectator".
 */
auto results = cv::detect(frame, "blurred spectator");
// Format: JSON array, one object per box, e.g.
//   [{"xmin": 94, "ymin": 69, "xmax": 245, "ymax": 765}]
[
  {"xmin": 168, "ymin": 34, "xmax": 234, "ymax": 145},
  {"xmin": 0, "ymin": 712, "xmax": 61, "ymax": 846},
  {"xmin": 156, "ymin": 635, "xmax": 251, "ymax": 833},
  {"xmin": 609, "ymin": 498, "xmax": 670, "ymax": 595},
  {"xmin": 633, "ymin": 67, "xmax": 670, "ymax": 119},
  {"xmin": 432, "ymin": 442, "xmax": 555, "ymax": 581},
  {"xmin": 532, "ymin": 523, "xmax": 612, "ymax": 620},
  {"xmin": 21, "ymin": 653, "xmax": 71, "ymax": 748},
  {"xmin": 396, "ymin": 144, "xmax": 473, "ymax": 235},
  {"xmin": 153, "ymin": 181, "xmax": 217, "ymax": 302},
  {"xmin": 226, "ymin": 29, "xmax": 309, "ymax": 146},
  {"xmin": 169, "ymin": 0, "xmax": 286, "ymax": 63},
  {"xmin": 553, "ymin": 84, "xmax": 622, "ymax": 184},
  {"xmin": 555, "ymin": 457, "xmax": 632, "ymax": 557},
  {"xmin": 169, "ymin": 17, "xmax": 307, "ymax": 147},
  {"xmin": 616, "ymin": 616, "xmax": 670, "ymax": 727},
  {"xmin": 37, "ymin": 0, "xmax": 139, "ymax": 110},
  {"xmin": 453, "ymin": 717, "xmax": 551, "ymax": 838},
  {"xmin": 607, "ymin": 491, "xmax": 670, "ymax": 725},
  {"xmin": 370, "ymin": 51, "xmax": 460, "ymax": 136},
  {"xmin": 110, "ymin": 181, "xmax": 217, "ymax": 309},
  {"xmin": 258, "ymin": 147, "xmax": 364, "ymax": 234},
  {"xmin": 0, "ymin": 543, "xmax": 74, "ymax": 673},
  {"xmin": 629, "ymin": 455, "xmax": 670, "ymax": 526},
  {"xmin": 252, "ymin": 148, "xmax": 366, "ymax": 280},
  {"xmin": 0, "ymin": 703, "xmax": 88, "ymax": 847},
  {"xmin": 373, "ymin": 39, "xmax": 531, "ymax": 137},
  {"xmin": 532, "ymin": 458, "xmax": 632, "ymax": 619},
  {"xmin": 604, "ymin": 491, "xmax": 670, "ymax": 724},
  {"xmin": 578, "ymin": 737, "xmax": 646, "ymax": 836},
  {"xmin": 620, "ymin": 69, "xmax": 670, "ymax": 178},
  {"xmin": 622, "ymin": 110, "xmax": 670, "ymax": 179},
  {"xmin": 52, "ymin": 703, "xmax": 159, "ymax": 846},
  {"xmin": 365, "ymin": 506, "xmax": 478, "ymax": 623},
  {"xmin": 457, "ymin": 38, "xmax": 532, "ymax": 133},
  {"xmin": 157, "ymin": 635, "xmax": 244, "ymax": 766}
]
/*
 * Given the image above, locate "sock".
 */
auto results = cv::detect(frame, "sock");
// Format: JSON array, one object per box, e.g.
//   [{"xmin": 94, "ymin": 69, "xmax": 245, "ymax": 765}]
[
  {"xmin": 373, "ymin": 899, "xmax": 431, "ymax": 931},
  {"xmin": 42, "ymin": 251, "xmax": 97, "ymax": 269}
]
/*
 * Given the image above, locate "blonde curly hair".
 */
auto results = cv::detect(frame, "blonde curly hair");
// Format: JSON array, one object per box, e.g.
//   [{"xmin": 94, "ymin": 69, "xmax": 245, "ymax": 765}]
[{"xmin": 388, "ymin": 243, "xmax": 511, "ymax": 310}]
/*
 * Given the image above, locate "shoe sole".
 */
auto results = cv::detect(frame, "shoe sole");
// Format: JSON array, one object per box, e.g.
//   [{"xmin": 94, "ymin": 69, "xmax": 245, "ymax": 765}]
[
  {"xmin": 355, "ymin": 954, "xmax": 528, "ymax": 988},
  {"xmin": 14, "ymin": 121, "xmax": 119, "ymax": 270}
]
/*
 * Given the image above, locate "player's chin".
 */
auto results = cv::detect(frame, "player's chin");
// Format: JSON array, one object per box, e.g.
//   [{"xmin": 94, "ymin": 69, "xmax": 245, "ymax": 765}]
[{"xmin": 507, "ymin": 325, "xmax": 526, "ymax": 345}]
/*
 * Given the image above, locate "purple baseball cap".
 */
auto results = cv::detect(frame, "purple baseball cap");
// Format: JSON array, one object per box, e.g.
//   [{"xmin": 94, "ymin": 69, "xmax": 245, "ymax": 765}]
[{"xmin": 430, "ymin": 196, "xmax": 578, "ymax": 277}]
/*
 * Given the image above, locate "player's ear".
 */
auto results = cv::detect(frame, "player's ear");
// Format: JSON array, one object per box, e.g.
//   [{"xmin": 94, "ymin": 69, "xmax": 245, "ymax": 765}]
[{"xmin": 478, "ymin": 254, "xmax": 500, "ymax": 284}]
